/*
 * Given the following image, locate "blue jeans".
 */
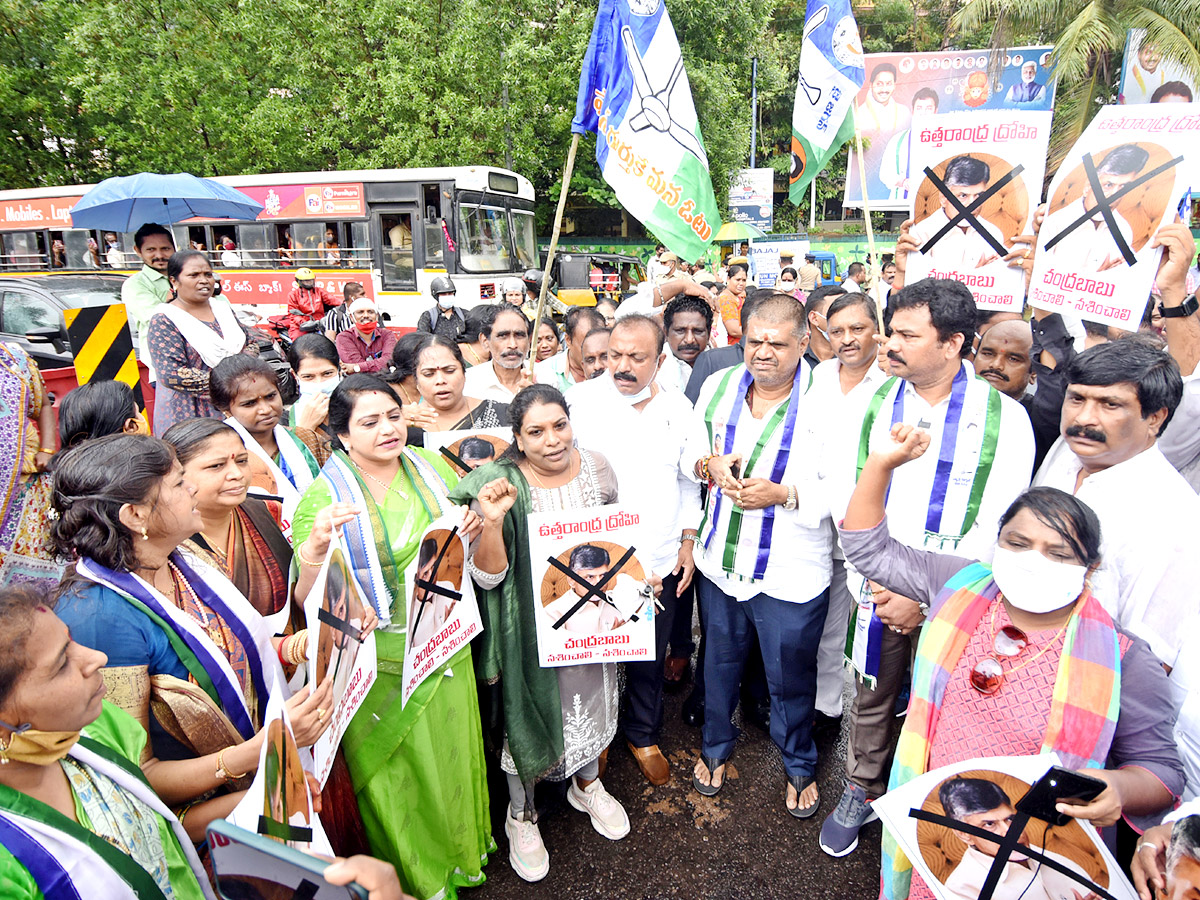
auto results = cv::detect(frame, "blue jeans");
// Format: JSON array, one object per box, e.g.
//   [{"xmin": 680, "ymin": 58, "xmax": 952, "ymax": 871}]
[{"xmin": 698, "ymin": 574, "xmax": 829, "ymax": 777}]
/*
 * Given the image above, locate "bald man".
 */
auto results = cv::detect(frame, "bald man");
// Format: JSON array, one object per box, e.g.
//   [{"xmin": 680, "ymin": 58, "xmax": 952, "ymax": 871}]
[{"xmin": 973, "ymin": 319, "xmax": 1033, "ymax": 400}]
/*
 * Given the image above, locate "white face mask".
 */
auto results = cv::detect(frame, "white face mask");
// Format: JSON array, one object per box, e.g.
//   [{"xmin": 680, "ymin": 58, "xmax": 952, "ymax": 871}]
[
  {"xmin": 437, "ymin": 294, "xmax": 456, "ymax": 310},
  {"xmin": 299, "ymin": 375, "xmax": 340, "ymax": 397},
  {"xmin": 990, "ymin": 547, "xmax": 1087, "ymax": 614},
  {"xmin": 779, "ymin": 279, "xmax": 796, "ymax": 291}
]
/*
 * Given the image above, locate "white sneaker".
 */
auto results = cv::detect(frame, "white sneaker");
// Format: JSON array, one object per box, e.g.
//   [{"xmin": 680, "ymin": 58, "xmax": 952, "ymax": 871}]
[
  {"xmin": 504, "ymin": 809, "xmax": 549, "ymax": 882},
  {"xmin": 567, "ymin": 777, "xmax": 630, "ymax": 840}
]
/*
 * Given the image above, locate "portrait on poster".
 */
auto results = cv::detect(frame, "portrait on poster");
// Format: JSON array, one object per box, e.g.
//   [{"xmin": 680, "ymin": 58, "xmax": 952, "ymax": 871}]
[
  {"xmin": 529, "ymin": 504, "xmax": 657, "ymax": 667},
  {"xmin": 874, "ymin": 754, "xmax": 1137, "ymax": 900},
  {"xmin": 1118, "ymin": 29, "xmax": 1197, "ymax": 105},
  {"xmin": 423, "ymin": 427, "xmax": 512, "ymax": 475}
]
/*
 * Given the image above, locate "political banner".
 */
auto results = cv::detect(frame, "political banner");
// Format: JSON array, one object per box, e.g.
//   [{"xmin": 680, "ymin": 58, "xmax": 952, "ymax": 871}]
[
  {"xmin": 423, "ymin": 426, "xmax": 513, "ymax": 476},
  {"xmin": 1119, "ymin": 29, "xmax": 1197, "ymax": 105},
  {"xmin": 572, "ymin": 0, "xmax": 722, "ymax": 261},
  {"xmin": 529, "ymin": 504, "xmax": 656, "ymax": 667},
  {"xmin": 875, "ymin": 754, "xmax": 1137, "ymax": 900},
  {"xmin": 729, "ymin": 168, "xmax": 775, "ymax": 232},
  {"xmin": 845, "ymin": 47, "xmax": 1056, "ymax": 210},
  {"xmin": 788, "ymin": 0, "xmax": 864, "ymax": 203},
  {"xmin": 1028, "ymin": 104, "xmax": 1191, "ymax": 330},
  {"xmin": 748, "ymin": 235, "xmax": 811, "ymax": 288},
  {"xmin": 905, "ymin": 110, "xmax": 1052, "ymax": 311},
  {"xmin": 304, "ymin": 533, "xmax": 377, "ymax": 787},
  {"xmin": 227, "ymin": 675, "xmax": 333, "ymax": 856},
  {"xmin": 400, "ymin": 514, "xmax": 483, "ymax": 707}
]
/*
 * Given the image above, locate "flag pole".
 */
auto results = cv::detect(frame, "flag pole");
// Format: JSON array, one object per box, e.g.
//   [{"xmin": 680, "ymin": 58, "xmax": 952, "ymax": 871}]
[
  {"xmin": 853, "ymin": 125, "xmax": 885, "ymax": 333},
  {"xmin": 809, "ymin": 178, "xmax": 817, "ymax": 232},
  {"xmin": 528, "ymin": 132, "xmax": 582, "ymax": 376}
]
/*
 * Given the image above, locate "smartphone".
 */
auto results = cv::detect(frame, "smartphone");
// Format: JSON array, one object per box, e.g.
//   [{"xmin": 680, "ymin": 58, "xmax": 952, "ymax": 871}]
[
  {"xmin": 730, "ymin": 460, "xmax": 741, "ymax": 479},
  {"xmin": 207, "ymin": 820, "xmax": 367, "ymax": 899},
  {"xmin": 1014, "ymin": 766, "xmax": 1107, "ymax": 827}
]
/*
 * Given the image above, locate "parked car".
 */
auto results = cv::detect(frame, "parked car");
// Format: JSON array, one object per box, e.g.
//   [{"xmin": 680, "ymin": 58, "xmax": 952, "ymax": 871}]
[{"xmin": 0, "ymin": 274, "xmax": 127, "ymax": 369}]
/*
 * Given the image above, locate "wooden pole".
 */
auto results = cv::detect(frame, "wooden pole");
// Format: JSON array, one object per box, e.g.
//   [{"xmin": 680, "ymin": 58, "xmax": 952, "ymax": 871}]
[
  {"xmin": 809, "ymin": 177, "xmax": 817, "ymax": 232},
  {"xmin": 853, "ymin": 126, "xmax": 885, "ymax": 333},
  {"xmin": 528, "ymin": 131, "xmax": 582, "ymax": 375}
]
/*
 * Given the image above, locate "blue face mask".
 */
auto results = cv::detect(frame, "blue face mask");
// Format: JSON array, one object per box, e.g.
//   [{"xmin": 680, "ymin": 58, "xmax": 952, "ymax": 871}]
[{"xmin": 299, "ymin": 375, "xmax": 340, "ymax": 397}]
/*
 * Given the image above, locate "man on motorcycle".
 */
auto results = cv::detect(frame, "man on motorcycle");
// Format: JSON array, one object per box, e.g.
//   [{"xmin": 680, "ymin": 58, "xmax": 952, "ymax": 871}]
[{"xmin": 287, "ymin": 267, "xmax": 340, "ymax": 323}]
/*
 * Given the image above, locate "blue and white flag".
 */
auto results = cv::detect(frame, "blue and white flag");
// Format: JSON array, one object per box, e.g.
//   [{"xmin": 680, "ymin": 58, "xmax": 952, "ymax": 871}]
[
  {"xmin": 789, "ymin": 1, "xmax": 865, "ymax": 203},
  {"xmin": 572, "ymin": 0, "xmax": 722, "ymax": 261}
]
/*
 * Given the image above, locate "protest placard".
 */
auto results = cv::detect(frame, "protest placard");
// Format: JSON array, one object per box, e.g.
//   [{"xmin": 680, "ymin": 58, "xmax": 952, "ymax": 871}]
[
  {"xmin": 304, "ymin": 534, "xmax": 377, "ymax": 787},
  {"xmin": 227, "ymin": 675, "xmax": 333, "ymax": 856},
  {"xmin": 528, "ymin": 504, "xmax": 656, "ymax": 667},
  {"xmin": 1028, "ymin": 104, "xmax": 1191, "ymax": 330},
  {"xmin": 874, "ymin": 754, "xmax": 1137, "ymax": 900},
  {"xmin": 423, "ymin": 427, "xmax": 512, "ymax": 476},
  {"xmin": 400, "ymin": 514, "xmax": 483, "ymax": 707},
  {"xmin": 905, "ymin": 110, "xmax": 1052, "ymax": 311}
]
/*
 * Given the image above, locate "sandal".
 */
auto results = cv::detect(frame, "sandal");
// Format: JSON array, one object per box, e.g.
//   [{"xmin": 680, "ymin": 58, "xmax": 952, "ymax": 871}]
[
  {"xmin": 692, "ymin": 754, "xmax": 728, "ymax": 797},
  {"xmin": 787, "ymin": 773, "xmax": 819, "ymax": 819}
]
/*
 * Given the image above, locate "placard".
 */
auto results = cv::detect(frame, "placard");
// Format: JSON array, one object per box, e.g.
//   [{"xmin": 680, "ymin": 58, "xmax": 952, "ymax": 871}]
[
  {"xmin": 422, "ymin": 427, "xmax": 512, "ymax": 475},
  {"xmin": 1119, "ymin": 29, "xmax": 1198, "ymax": 105},
  {"xmin": 1028, "ymin": 104, "xmax": 1192, "ymax": 329},
  {"xmin": 227, "ymin": 676, "xmax": 333, "ymax": 856},
  {"xmin": 875, "ymin": 754, "xmax": 1136, "ymax": 900},
  {"xmin": 400, "ymin": 514, "xmax": 483, "ymax": 707},
  {"xmin": 906, "ymin": 110, "xmax": 1052, "ymax": 311},
  {"xmin": 729, "ymin": 167, "xmax": 774, "ymax": 232},
  {"xmin": 304, "ymin": 534, "xmax": 377, "ymax": 787},
  {"xmin": 528, "ymin": 504, "xmax": 656, "ymax": 667}
]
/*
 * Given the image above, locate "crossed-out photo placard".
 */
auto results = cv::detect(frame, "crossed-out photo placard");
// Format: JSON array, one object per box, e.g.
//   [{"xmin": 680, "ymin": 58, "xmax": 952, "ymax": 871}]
[
  {"xmin": 906, "ymin": 110, "xmax": 1053, "ymax": 312},
  {"xmin": 529, "ymin": 504, "xmax": 656, "ymax": 668},
  {"xmin": 423, "ymin": 427, "xmax": 513, "ymax": 476}
]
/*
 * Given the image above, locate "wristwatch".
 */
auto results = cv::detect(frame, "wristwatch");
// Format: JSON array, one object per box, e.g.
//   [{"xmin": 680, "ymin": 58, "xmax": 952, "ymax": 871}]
[
  {"xmin": 1160, "ymin": 294, "xmax": 1200, "ymax": 318},
  {"xmin": 782, "ymin": 484, "xmax": 798, "ymax": 510}
]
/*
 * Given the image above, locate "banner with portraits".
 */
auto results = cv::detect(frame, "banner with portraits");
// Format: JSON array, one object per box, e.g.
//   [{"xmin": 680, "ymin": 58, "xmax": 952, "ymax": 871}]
[
  {"xmin": 905, "ymin": 110, "xmax": 1052, "ymax": 311},
  {"xmin": 1119, "ymin": 29, "xmax": 1197, "ymax": 105},
  {"xmin": 423, "ymin": 427, "xmax": 512, "ymax": 476},
  {"xmin": 1028, "ymin": 104, "xmax": 1192, "ymax": 330},
  {"xmin": 845, "ymin": 47, "xmax": 1056, "ymax": 210},
  {"xmin": 528, "ymin": 503, "xmax": 656, "ymax": 667},
  {"xmin": 304, "ymin": 534, "xmax": 377, "ymax": 787},
  {"xmin": 874, "ymin": 754, "xmax": 1137, "ymax": 900},
  {"xmin": 228, "ymin": 675, "xmax": 333, "ymax": 856}
]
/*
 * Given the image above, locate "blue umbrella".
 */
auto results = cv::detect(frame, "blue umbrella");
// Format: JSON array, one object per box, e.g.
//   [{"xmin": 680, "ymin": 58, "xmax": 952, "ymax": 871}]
[{"xmin": 69, "ymin": 172, "xmax": 265, "ymax": 231}]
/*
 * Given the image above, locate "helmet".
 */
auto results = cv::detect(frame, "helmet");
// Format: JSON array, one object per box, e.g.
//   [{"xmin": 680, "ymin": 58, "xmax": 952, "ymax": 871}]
[
  {"xmin": 295, "ymin": 267, "xmax": 315, "ymax": 282},
  {"xmin": 501, "ymin": 277, "xmax": 525, "ymax": 296},
  {"xmin": 429, "ymin": 275, "xmax": 456, "ymax": 297},
  {"xmin": 521, "ymin": 268, "xmax": 544, "ymax": 293}
]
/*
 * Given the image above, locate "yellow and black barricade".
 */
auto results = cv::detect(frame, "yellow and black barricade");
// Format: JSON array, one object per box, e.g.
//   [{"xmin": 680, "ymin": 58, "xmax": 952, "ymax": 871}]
[{"xmin": 63, "ymin": 303, "xmax": 145, "ymax": 408}]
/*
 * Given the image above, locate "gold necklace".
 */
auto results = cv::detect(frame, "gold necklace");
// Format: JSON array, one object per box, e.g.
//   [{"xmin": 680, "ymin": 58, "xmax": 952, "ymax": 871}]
[
  {"xmin": 463, "ymin": 344, "xmax": 483, "ymax": 365},
  {"xmin": 353, "ymin": 459, "xmax": 409, "ymax": 500}
]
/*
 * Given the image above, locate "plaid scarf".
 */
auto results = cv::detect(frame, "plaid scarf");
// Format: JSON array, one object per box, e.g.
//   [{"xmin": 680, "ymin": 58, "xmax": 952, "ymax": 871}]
[{"xmin": 882, "ymin": 563, "xmax": 1121, "ymax": 900}]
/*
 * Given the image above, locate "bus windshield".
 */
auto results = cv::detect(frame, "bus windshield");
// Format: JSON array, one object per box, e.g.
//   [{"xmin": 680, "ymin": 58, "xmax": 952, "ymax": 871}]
[
  {"xmin": 511, "ymin": 209, "xmax": 538, "ymax": 269},
  {"xmin": 457, "ymin": 204, "xmax": 512, "ymax": 273}
]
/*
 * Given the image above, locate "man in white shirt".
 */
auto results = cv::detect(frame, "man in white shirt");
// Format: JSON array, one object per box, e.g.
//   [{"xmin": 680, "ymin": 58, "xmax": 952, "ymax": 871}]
[
  {"xmin": 534, "ymin": 306, "xmax": 605, "ymax": 393},
  {"xmin": 880, "ymin": 89, "xmax": 940, "ymax": 202},
  {"xmin": 462, "ymin": 306, "xmax": 533, "ymax": 402},
  {"xmin": 842, "ymin": 262, "xmax": 867, "ymax": 293},
  {"xmin": 683, "ymin": 295, "xmax": 830, "ymax": 818},
  {"xmin": 819, "ymin": 278, "xmax": 1034, "ymax": 857},
  {"xmin": 856, "ymin": 63, "xmax": 909, "ymax": 135},
  {"xmin": 1039, "ymin": 144, "xmax": 1149, "ymax": 273},
  {"xmin": 909, "ymin": 156, "xmax": 1008, "ymax": 272},
  {"xmin": 567, "ymin": 314, "xmax": 701, "ymax": 786},
  {"xmin": 1033, "ymin": 338, "xmax": 1198, "ymax": 668},
  {"xmin": 1123, "ymin": 39, "xmax": 1167, "ymax": 104}
]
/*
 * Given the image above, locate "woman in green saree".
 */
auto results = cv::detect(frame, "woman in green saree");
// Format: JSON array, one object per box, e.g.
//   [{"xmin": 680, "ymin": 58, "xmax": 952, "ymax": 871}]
[{"xmin": 291, "ymin": 373, "xmax": 494, "ymax": 900}]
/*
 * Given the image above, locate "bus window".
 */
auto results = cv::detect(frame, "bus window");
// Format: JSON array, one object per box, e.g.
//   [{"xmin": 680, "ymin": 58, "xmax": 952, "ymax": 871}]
[
  {"xmin": 277, "ymin": 225, "xmax": 295, "ymax": 267},
  {"xmin": 3, "ymin": 231, "xmax": 48, "ymax": 270},
  {"xmin": 348, "ymin": 222, "xmax": 371, "ymax": 266},
  {"xmin": 292, "ymin": 223, "xmax": 324, "ymax": 266},
  {"xmin": 185, "ymin": 226, "xmax": 208, "ymax": 255},
  {"xmin": 318, "ymin": 224, "xmax": 343, "ymax": 268},
  {"xmin": 237, "ymin": 224, "xmax": 271, "ymax": 267},
  {"xmin": 380, "ymin": 213, "xmax": 415, "ymax": 290},
  {"xmin": 171, "ymin": 226, "xmax": 189, "ymax": 255},
  {"xmin": 511, "ymin": 209, "xmax": 537, "ymax": 269},
  {"xmin": 423, "ymin": 184, "xmax": 444, "ymax": 266},
  {"xmin": 457, "ymin": 205, "xmax": 511, "ymax": 273},
  {"xmin": 62, "ymin": 230, "xmax": 99, "ymax": 269},
  {"xmin": 49, "ymin": 232, "xmax": 67, "ymax": 268}
]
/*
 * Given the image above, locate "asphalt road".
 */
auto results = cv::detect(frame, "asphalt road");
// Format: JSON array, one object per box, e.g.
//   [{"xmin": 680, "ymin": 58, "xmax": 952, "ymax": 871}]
[{"xmin": 474, "ymin": 670, "xmax": 886, "ymax": 900}]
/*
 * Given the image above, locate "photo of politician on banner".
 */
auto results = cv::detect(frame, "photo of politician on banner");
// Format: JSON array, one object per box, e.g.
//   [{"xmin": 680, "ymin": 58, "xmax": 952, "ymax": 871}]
[
  {"xmin": 1028, "ymin": 105, "xmax": 1190, "ymax": 330},
  {"xmin": 529, "ymin": 504, "xmax": 656, "ymax": 667},
  {"xmin": 906, "ymin": 110, "xmax": 1051, "ymax": 312}
]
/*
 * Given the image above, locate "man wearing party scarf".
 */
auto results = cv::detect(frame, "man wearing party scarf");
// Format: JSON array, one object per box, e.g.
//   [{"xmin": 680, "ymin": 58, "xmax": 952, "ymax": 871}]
[
  {"xmin": 820, "ymin": 278, "xmax": 1034, "ymax": 857},
  {"xmin": 334, "ymin": 297, "xmax": 397, "ymax": 374},
  {"xmin": 682, "ymin": 293, "xmax": 831, "ymax": 819},
  {"xmin": 567, "ymin": 314, "xmax": 701, "ymax": 786}
]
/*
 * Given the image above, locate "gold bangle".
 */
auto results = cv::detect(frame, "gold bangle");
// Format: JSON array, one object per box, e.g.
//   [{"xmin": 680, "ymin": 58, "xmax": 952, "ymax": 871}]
[
  {"xmin": 285, "ymin": 630, "xmax": 309, "ymax": 666},
  {"xmin": 296, "ymin": 542, "xmax": 323, "ymax": 568},
  {"xmin": 38, "ymin": 447, "xmax": 55, "ymax": 454},
  {"xmin": 216, "ymin": 747, "xmax": 249, "ymax": 783}
]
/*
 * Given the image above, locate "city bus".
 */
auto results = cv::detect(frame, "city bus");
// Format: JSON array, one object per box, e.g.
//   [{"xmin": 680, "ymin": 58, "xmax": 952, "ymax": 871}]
[{"xmin": 0, "ymin": 166, "xmax": 537, "ymax": 326}]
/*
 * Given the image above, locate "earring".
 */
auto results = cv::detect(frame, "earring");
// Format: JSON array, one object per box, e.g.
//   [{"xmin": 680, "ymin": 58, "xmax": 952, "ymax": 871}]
[{"xmin": 141, "ymin": 527, "xmax": 149, "ymax": 542}]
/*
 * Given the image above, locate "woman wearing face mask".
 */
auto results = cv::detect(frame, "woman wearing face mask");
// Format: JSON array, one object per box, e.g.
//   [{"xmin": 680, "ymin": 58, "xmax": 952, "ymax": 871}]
[
  {"xmin": 717, "ymin": 264, "xmax": 749, "ymax": 344},
  {"xmin": 288, "ymin": 334, "xmax": 341, "ymax": 436},
  {"xmin": 0, "ymin": 585, "xmax": 216, "ymax": 900},
  {"xmin": 210, "ymin": 356, "xmax": 326, "ymax": 531},
  {"xmin": 775, "ymin": 266, "xmax": 805, "ymax": 302},
  {"xmin": 841, "ymin": 424, "xmax": 1183, "ymax": 900},
  {"xmin": 335, "ymin": 298, "xmax": 397, "ymax": 375},
  {"xmin": 58, "ymin": 380, "xmax": 151, "ymax": 448}
]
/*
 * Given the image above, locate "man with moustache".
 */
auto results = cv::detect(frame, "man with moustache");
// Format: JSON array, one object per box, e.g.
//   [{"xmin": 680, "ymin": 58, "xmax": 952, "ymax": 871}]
[
  {"xmin": 535, "ymin": 306, "xmax": 606, "ymax": 392},
  {"xmin": 809, "ymin": 293, "xmax": 886, "ymax": 729},
  {"xmin": 463, "ymin": 306, "xmax": 533, "ymax": 402},
  {"xmin": 684, "ymin": 294, "xmax": 831, "ymax": 819},
  {"xmin": 121, "ymin": 222, "xmax": 175, "ymax": 382},
  {"xmin": 566, "ymin": 315, "xmax": 701, "ymax": 785},
  {"xmin": 973, "ymin": 319, "xmax": 1034, "ymax": 401},
  {"xmin": 819, "ymin": 278, "xmax": 1034, "ymax": 857},
  {"xmin": 661, "ymin": 295, "xmax": 713, "ymax": 390},
  {"xmin": 580, "ymin": 327, "xmax": 611, "ymax": 380},
  {"xmin": 804, "ymin": 285, "xmax": 845, "ymax": 367}
]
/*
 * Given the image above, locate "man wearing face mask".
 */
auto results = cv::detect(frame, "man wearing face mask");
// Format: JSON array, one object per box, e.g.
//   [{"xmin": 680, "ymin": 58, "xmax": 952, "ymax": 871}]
[
  {"xmin": 566, "ymin": 315, "xmax": 701, "ymax": 787},
  {"xmin": 334, "ymin": 297, "xmax": 397, "ymax": 374},
  {"xmin": 417, "ymin": 275, "xmax": 466, "ymax": 342},
  {"xmin": 820, "ymin": 278, "xmax": 1034, "ymax": 858},
  {"xmin": 804, "ymin": 286, "xmax": 843, "ymax": 367}
]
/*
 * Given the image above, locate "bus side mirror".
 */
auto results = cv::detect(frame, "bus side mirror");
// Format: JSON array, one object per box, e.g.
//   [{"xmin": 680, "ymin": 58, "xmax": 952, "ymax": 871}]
[{"xmin": 26, "ymin": 327, "xmax": 69, "ymax": 355}]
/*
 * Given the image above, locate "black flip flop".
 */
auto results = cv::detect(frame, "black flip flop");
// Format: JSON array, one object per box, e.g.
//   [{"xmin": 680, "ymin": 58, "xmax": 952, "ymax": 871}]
[
  {"xmin": 692, "ymin": 754, "xmax": 727, "ymax": 797},
  {"xmin": 787, "ymin": 773, "xmax": 819, "ymax": 819}
]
